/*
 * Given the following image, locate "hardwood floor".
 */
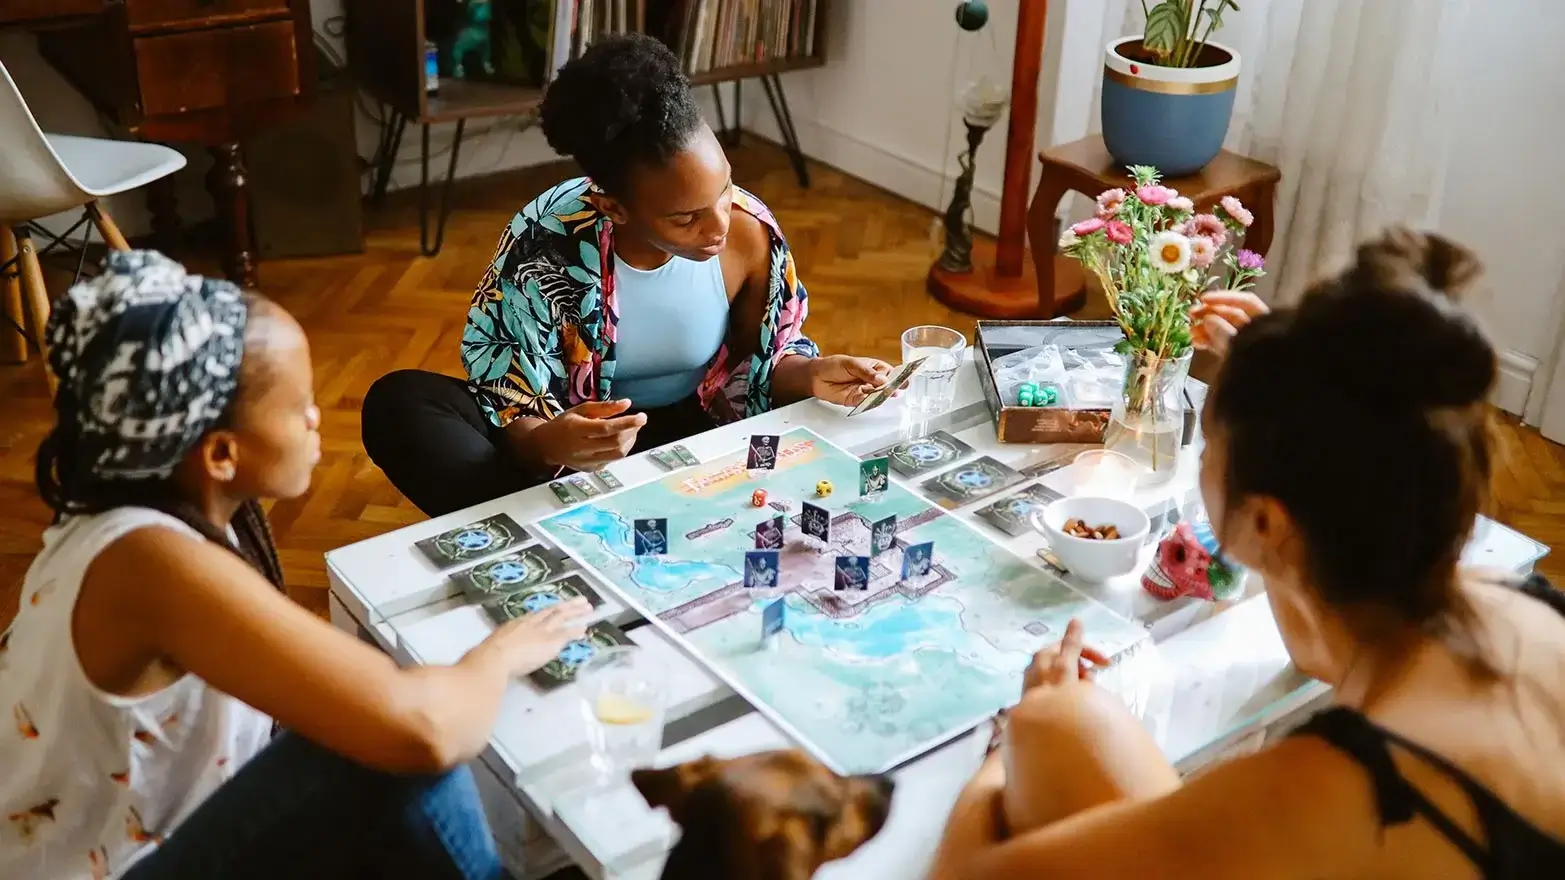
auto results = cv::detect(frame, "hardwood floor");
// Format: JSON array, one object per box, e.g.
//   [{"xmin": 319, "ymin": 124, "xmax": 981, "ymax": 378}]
[{"xmin": 2, "ymin": 139, "xmax": 1561, "ymax": 625}]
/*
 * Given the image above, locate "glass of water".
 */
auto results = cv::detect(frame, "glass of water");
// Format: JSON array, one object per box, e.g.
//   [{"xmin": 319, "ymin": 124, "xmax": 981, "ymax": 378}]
[
  {"xmin": 576, "ymin": 646, "xmax": 667, "ymax": 785},
  {"xmin": 901, "ymin": 325, "xmax": 967, "ymax": 416}
]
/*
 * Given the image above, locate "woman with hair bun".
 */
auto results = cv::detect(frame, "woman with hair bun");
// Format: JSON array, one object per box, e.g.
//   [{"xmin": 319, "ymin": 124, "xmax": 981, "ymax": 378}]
[
  {"xmin": 362, "ymin": 33, "xmax": 896, "ymax": 516},
  {"xmin": 931, "ymin": 228, "xmax": 1565, "ymax": 879}
]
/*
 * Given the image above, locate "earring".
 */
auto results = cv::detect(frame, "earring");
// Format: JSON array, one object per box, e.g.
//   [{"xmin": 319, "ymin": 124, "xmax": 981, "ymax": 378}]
[{"xmin": 219, "ymin": 465, "xmax": 236, "ymax": 482}]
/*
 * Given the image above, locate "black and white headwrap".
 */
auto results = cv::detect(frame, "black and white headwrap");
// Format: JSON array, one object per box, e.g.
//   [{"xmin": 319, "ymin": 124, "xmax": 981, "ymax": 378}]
[{"xmin": 46, "ymin": 250, "xmax": 249, "ymax": 481}]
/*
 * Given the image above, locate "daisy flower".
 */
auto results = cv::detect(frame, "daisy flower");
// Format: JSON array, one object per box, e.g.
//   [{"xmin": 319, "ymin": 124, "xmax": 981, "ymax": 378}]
[
  {"xmin": 1188, "ymin": 235, "xmax": 1218, "ymax": 268},
  {"xmin": 1167, "ymin": 196, "xmax": 1195, "ymax": 214},
  {"xmin": 1070, "ymin": 217, "xmax": 1106, "ymax": 237},
  {"xmin": 1095, "ymin": 188, "xmax": 1127, "ymax": 218},
  {"xmin": 1136, "ymin": 185, "xmax": 1174, "ymax": 206},
  {"xmin": 1219, "ymin": 196, "xmax": 1255, "ymax": 228},
  {"xmin": 1105, "ymin": 220, "xmax": 1134, "ymax": 245},
  {"xmin": 1184, "ymin": 213, "xmax": 1228, "ymax": 247},
  {"xmin": 1149, "ymin": 231, "xmax": 1192, "ymax": 274}
]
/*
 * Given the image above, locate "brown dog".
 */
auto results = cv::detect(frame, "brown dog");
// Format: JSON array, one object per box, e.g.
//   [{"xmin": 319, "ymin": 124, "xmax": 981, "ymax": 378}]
[{"xmin": 632, "ymin": 750, "xmax": 896, "ymax": 879}]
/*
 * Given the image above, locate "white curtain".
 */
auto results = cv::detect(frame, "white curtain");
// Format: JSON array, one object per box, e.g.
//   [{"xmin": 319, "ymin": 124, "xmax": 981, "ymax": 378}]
[{"xmin": 1053, "ymin": 0, "xmax": 1473, "ymax": 303}]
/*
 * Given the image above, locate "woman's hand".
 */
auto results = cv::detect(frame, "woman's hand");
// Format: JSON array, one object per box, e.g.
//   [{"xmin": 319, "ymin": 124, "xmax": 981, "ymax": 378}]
[
  {"xmin": 1021, "ymin": 619, "xmax": 1111, "ymax": 696},
  {"xmin": 477, "ymin": 598, "xmax": 592, "ymax": 677},
  {"xmin": 1191, "ymin": 290, "xmax": 1269, "ymax": 357},
  {"xmin": 809, "ymin": 355, "xmax": 893, "ymax": 407}
]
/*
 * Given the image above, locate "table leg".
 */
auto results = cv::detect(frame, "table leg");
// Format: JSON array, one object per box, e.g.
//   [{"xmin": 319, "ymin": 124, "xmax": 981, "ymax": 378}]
[
  {"xmin": 1026, "ymin": 167, "xmax": 1074, "ymax": 316},
  {"xmin": 1246, "ymin": 182, "xmax": 1277, "ymax": 259},
  {"xmin": 206, "ymin": 143, "xmax": 258, "ymax": 287},
  {"xmin": 146, "ymin": 175, "xmax": 182, "ymax": 254}
]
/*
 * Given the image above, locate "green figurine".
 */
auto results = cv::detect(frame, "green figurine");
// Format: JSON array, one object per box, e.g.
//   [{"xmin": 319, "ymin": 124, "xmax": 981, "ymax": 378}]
[{"xmin": 446, "ymin": 0, "xmax": 495, "ymax": 80}]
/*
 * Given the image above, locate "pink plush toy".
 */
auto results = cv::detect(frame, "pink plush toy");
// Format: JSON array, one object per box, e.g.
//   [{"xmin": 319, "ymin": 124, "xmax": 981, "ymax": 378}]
[{"xmin": 1141, "ymin": 520, "xmax": 1246, "ymax": 601}]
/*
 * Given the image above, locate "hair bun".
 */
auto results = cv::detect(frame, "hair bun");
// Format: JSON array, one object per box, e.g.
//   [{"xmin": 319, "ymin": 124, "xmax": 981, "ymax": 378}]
[
  {"xmin": 1296, "ymin": 227, "xmax": 1495, "ymax": 410},
  {"xmin": 540, "ymin": 33, "xmax": 682, "ymax": 161}
]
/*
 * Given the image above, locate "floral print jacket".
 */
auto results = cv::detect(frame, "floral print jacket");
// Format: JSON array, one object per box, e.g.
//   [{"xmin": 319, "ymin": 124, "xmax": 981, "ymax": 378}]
[{"xmin": 461, "ymin": 177, "xmax": 819, "ymax": 427}]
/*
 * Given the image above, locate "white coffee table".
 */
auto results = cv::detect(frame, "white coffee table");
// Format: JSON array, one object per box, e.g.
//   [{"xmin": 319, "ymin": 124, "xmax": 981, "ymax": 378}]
[{"xmin": 326, "ymin": 356, "xmax": 1550, "ymax": 880}]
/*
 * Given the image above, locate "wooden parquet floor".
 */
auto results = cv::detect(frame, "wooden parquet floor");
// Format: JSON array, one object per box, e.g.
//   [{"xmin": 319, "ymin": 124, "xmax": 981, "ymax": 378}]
[{"xmin": 2, "ymin": 140, "xmax": 1562, "ymax": 626}]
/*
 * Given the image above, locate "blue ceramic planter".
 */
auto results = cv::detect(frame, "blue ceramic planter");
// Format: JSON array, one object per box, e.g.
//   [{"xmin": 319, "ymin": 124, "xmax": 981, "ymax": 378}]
[{"xmin": 1101, "ymin": 37, "xmax": 1240, "ymax": 177}]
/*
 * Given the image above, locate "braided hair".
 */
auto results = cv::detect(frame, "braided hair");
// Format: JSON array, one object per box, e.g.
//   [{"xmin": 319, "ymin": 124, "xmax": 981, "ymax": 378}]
[{"xmin": 34, "ymin": 251, "xmax": 285, "ymax": 590}]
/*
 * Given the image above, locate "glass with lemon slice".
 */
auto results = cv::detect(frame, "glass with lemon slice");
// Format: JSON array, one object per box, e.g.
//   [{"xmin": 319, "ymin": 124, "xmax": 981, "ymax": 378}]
[{"xmin": 577, "ymin": 646, "xmax": 667, "ymax": 783}]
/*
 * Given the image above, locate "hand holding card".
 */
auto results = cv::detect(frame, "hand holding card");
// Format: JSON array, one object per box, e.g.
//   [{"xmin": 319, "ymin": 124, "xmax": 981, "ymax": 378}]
[
  {"xmin": 476, "ymin": 597, "xmax": 593, "ymax": 679},
  {"xmin": 809, "ymin": 355, "xmax": 894, "ymax": 407},
  {"xmin": 532, "ymin": 399, "xmax": 648, "ymax": 471}
]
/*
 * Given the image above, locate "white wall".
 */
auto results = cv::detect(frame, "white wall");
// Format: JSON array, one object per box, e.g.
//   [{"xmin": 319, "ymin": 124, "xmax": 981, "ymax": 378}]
[{"xmin": 1434, "ymin": 0, "xmax": 1565, "ymax": 417}]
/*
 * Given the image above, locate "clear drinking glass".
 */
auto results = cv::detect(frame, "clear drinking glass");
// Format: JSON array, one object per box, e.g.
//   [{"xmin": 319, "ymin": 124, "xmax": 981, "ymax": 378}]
[
  {"xmin": 900, "ymin": 325, "xmax": 966, "ymax": 416},
  {"xmin": 576, "ymin": 646, "xmax": 667, "ymax": 784}
]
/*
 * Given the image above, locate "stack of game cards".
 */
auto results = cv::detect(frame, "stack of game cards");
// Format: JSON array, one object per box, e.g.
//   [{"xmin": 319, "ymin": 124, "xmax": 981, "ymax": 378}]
[{"xmin": 414, "ymin": 513, "xmax": 632, "ymax": 691}]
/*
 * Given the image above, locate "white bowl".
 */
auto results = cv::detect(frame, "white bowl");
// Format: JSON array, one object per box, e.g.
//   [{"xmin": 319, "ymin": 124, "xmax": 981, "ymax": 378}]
[{"xmin": 1031, "ymin": 496, "xmax": 1150, "ymax": 582}]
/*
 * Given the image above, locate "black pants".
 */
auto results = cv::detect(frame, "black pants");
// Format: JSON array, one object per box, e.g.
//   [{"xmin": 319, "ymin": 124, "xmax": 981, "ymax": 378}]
[{"xmin": 361, "ymin": 370, "xmax": 716, "ymax": 517}]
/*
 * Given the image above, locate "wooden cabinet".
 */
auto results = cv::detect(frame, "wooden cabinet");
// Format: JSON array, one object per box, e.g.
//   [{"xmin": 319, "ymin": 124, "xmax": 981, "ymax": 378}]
[{"xmin": 31, "ymin": 0, "xmax": 316, "ymax": 286}]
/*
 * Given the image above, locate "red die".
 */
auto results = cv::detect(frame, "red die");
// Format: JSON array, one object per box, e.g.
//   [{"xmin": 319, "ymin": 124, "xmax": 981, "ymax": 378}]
[{"xmin": 751, "ymin": 489, "xmax": 768, "ymax": 508}]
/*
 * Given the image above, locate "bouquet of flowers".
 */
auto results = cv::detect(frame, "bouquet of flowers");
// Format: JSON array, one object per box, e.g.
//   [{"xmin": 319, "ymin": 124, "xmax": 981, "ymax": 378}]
[
  {"xmin": 1060, "ymin": 165, "xmax": 1264, "ymax": 363},
  {"xmin": 1058, "ymin": 165, "xmax": 1265, "ymax": 470}
]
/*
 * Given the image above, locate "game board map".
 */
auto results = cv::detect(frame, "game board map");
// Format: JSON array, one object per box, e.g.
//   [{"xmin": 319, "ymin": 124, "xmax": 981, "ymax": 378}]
[{"xmin": 533, "ymin": 428, "xmax": 1153, "ymax": 774}]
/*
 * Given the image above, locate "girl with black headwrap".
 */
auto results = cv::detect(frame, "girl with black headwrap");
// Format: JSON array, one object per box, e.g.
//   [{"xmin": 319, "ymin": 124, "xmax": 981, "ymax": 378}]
[{"xmin": 0, "ymin": 251, "xmax": 587, "ymax": 879}]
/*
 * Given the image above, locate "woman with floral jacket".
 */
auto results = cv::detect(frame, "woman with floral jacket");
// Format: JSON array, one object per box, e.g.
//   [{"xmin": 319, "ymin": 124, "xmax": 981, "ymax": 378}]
[{"xmin": 363, "ymin": 34, "xmax": 892, "ymax": 515}]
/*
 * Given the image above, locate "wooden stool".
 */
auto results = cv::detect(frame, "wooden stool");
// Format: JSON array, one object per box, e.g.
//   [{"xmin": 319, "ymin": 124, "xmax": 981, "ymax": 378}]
[{"xmin": 1026, "ymin": 136, "xmax": 1281, "ymax": 316}]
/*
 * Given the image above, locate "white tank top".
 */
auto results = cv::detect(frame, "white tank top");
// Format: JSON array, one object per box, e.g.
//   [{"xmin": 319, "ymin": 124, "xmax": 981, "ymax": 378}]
[
  {"xmin": 0, "ymin": 507, "xmax": 273, "ymax": 880},
  {"xmin": 612, "ymin": 253, "xmax": 730, "ymax": 408}
]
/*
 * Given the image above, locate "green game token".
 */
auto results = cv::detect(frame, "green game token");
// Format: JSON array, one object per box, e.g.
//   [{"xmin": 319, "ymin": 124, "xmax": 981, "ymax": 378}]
[
  {"xmin": 1018, "ymin": 391, "xmax": 1035, "ymax": 407},
  {"xmin": 1036, "ymin": 386, "xmax": 1058, "ymax": 406}
]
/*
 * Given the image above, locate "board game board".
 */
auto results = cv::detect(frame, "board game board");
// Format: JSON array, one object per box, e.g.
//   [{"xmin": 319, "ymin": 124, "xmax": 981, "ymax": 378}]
[{"xmin": 535, "ymin": 428, "xmax": 1150, "ymax": 774}]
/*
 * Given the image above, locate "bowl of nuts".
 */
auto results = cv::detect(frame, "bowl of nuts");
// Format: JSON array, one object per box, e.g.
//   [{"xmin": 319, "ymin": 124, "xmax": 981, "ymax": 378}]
[{"xmin": 1030, "ymin": 495, "xmax": 1150, "ymax": 582}]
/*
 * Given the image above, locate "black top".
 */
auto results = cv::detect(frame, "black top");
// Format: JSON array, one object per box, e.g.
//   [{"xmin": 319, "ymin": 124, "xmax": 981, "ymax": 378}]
[{"xmin": 1290, "ymin": 575, "xmax": 1565, "ymax": 878}]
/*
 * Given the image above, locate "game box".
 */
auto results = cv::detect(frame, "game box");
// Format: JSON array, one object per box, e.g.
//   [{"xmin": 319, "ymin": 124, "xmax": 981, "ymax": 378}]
[{"xmin": 973, "ymin": 320, "xmax": 1201, "ymax": 445}]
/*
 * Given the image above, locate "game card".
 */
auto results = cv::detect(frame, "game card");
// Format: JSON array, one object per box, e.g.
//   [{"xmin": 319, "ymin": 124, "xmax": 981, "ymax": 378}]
[
  {"xmin": 1018, "ymin": 446, "xmax": 1095, "ymax": 479},
  {"xmin": 974, "ymin": 484, "xmax": 1066, "ymax": 537},
  {"xmin": 649, "ymin": 449, "xmax": 682, "ymax": 471},
  {"xmin": 482, "ymin": 574, "xmax": 603, "ymax": 625},
  {"xmin": 633, "ymin": 518, "xmax": 668, "ymax": 556},
  {"xmin": 762, "ymin": 598, "xmax": 787, "ymax": 638},
  {"xmin": 414, "ymin": 513, "xmax": 529, "ymax": 570},
  {"xmin": 800, "ymin": 502, "xmax": 832, "ymax": 544},
  {"xmin": 747, "ymin": 434, "xmax": 780, "ymax": 470},
  {"xmin": 567, "ymin": 473, "xmax": 602, "ymax": 498},
  {"xmin": 670, "ymin": 444, "xmax": 700, "ymax": 466},
  {"xmin": 870, "ymin": 515, "xmax": 897, "ymax": 556},
  {"xmin": 452, "ymin": 545, "xmax": 580, "ymax": 601},
  {"xmin": 548, "ymin": 480, "xmax": 583, "ymax": 505},
  {"xmin": 592, "ymin": 468, "xmax": 623, "ymax": 491},
  {"xmin": 874, "ymin": 431, "xmax": 976, "ymax": 478},
  {"xmin": 833, "ymin": 555, "xmax": 871, "ymax": 591},
  {"xmin": 528, "ymin": 622, "xmax": 635, "ymax": 691},
  {"xmin": 901, "ymin": 542, "xmax": 934, "ymax": 580},
  {"xmin": 858, "ymin": 457, "xmax": 891, "ymax": 497},
  {"xmin": 848, "ymin": 356, "xmax": 927, "ymax": 417},
  {"xmin": 920, "ymin": 456, "xmax": 1024, "ymax": 509},
  {"xmin": 755, "ymin": 515, "xmax": 785, "ymax": 550},
  {"xmin": 744, "ymin": 550, "xmax": 781, "ymax": 589}
]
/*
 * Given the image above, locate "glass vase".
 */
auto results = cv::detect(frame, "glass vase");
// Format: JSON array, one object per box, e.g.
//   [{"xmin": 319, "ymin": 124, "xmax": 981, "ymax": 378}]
[{"xmin": 1103, "ymin": 349, "xmax": 1191, "ymax": 485}]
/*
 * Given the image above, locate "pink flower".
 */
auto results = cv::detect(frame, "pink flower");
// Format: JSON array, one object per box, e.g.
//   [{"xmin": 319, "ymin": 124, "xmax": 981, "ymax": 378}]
[
  {"xmin": 1236, "ymin": 249, "xmax": 1265, "ymax": 271},
  {"xmin": 1168, "ymin": 196, "xmax": 1195, "ymax": 214},
  {"xmin": 1188, "ymin": 236, "xmax": 1218, "ymax": 268},
  {"xmin": 1095, "ymin": 188, "xmax": 1127, "ymax": 218},
  {"xmin": 1105, "ymin": 220, "xmax": 1134, "ymax": 245},
  {"xmin": 1184, "ymin": 214, "xmax": 1228, "ymax": 247},
  {"xmin": 1070, "ymin": 217, "xmax": 1106, "ymax": 237},
  {"xmin": 1135, "ymin": 185, "xmax": 1174, "ymax": 206},
  {"xmin": 1220, "ymin": 196, "xmax": 1255, "ymax": 228}
]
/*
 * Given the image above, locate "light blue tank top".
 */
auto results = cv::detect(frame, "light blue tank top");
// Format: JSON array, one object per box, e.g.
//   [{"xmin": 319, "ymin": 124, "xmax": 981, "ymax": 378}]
[{"xmin": 611, "ymin": 253, "xmax": 730, "ymax": 408}]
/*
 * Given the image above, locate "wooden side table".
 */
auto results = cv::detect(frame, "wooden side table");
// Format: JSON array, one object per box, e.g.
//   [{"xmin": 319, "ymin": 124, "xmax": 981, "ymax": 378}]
[{"xmin": 1027, "ymin": 136, "xmax": 1281, "ymax": 316}]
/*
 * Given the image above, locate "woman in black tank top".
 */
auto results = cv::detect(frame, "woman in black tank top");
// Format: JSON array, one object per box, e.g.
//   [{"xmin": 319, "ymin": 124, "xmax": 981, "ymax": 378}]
[{"xmin": 928, "ymin": 228, "xmax": 1565, "ymax": 879}]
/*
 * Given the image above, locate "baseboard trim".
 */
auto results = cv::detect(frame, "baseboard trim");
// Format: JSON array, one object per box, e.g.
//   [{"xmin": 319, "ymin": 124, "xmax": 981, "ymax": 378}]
[{"xmin": 1493, "ymin": 349, "xmax": 1538, "ymax": 416}]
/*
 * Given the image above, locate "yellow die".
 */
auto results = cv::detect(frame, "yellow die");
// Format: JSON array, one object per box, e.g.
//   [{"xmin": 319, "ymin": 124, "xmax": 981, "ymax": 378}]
[{"xmin": 815, "ymin": 480, "xmax": 834, "ymax": 497}]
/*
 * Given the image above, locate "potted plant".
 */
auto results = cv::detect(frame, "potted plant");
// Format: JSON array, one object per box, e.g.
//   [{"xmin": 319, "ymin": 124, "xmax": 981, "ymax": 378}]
[
  {"xmin": 1102, "ymin": 1, "xmax": 1242, "ymax": 177},
  {"xmin": 1058, "ymin": 166, "xmax": 1265, "ymax": 480}
]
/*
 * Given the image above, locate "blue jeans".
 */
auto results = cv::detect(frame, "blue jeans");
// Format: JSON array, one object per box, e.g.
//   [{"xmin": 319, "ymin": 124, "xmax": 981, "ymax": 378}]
[{"xmin": 122, "ymin": 732, "xmax": 505, "ymax": 880}]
